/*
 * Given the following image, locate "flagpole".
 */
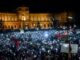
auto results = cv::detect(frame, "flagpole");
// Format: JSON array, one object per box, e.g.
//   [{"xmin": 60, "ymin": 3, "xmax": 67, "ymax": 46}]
[{"xmin": 68, "ymin": 28, "xmax": 72, "ymax": 60}]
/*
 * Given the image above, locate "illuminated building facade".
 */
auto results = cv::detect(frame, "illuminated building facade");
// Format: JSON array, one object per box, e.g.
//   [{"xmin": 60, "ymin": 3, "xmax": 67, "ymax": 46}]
[{"xmin": 0, "ymin": 6, "xmax": 73, "ymax": 30}]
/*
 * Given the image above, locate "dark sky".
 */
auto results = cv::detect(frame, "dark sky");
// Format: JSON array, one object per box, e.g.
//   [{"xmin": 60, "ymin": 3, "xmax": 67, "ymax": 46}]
[
  {"xmin": 0, "ymin": 0, "xmax": 79, "ymax": 13},
  {"xmin": 0, "ymin": 0, "xmax": 80, "ymax": 25}
]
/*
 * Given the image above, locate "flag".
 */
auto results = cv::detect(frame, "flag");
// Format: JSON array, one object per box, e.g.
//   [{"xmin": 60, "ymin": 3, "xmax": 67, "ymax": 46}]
[{"xmin": 11, "ymin": 37, "xmax": 20, "ymax": 48}]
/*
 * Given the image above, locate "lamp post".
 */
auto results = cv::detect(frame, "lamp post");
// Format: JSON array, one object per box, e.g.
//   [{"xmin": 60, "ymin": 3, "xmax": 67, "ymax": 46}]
[
  {"xmin": 67, "ymin": 24, "xmax": 72, "ymax": 60},
  {"xmin": 68, "ymin": 40, "xmax": 72, "ymax": 60}
]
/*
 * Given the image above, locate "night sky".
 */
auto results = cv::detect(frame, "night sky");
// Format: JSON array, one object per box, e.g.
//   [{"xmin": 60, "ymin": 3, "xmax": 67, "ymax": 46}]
[
  {"xmin": 0, "ymin": 0, "xmax": 79, "ymax": 13},
  {"xmin": 0, "ymin": 0, "xmax": 80, "ymax": 25}
]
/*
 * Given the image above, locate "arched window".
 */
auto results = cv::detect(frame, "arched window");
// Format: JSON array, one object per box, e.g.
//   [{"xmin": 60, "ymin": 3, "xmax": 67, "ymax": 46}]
[
  {"xmin": 15, "ymin": 25, "xmax": 17, "ymax": 29},
  {"xmin": 8, "ymin": 26, "xmax": 11, "ymax": 29},
  {"xmin": 11, "ymin": 26, "xmax": 13, "ymax": 30},
  {"xmin": 48, "ymin": 24, "xmax": 50, "ymax": 27},
  {"xmin": 44, "ymin": 24, "xmax": 46, "ymax": 28}
]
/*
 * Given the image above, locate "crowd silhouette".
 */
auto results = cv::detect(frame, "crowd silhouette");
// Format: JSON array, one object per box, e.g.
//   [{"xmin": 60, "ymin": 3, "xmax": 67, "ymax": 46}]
[{"xmin": 0, "ymin": 27, "xmax": 80, "ymax": 60}]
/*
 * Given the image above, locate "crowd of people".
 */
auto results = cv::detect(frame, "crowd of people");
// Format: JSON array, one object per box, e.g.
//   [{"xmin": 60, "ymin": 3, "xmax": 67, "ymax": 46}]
[{"xmin": 0, "ymin": 27, "xmax": 80, "ymax": 60}]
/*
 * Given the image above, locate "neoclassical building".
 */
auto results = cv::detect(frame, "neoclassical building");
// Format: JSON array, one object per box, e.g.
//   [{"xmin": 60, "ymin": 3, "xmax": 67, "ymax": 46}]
[
  {"xmin": 0, "ymin": 6, "xmax": 53, "ymax": 30},
  {"xmin": 0, "ymin": 6, "xmax": 73, "ymax": 30}
]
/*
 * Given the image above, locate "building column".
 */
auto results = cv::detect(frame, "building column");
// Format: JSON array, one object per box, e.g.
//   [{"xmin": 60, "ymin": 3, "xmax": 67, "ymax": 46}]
[{"xmin": 21, "ymin": 21, "xmax": 24, "ymax": 29}]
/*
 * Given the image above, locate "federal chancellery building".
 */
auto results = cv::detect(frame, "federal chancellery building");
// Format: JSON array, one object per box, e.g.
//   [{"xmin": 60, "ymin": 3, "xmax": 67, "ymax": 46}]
[{"xmin": 0, "ymin": 6, "xmax": 73, "ymax": 30}]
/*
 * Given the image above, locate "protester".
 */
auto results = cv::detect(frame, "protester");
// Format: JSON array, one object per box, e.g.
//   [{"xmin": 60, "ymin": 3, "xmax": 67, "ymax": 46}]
[{"xmin": 0, "ymin": 27, "xmax": 80, "ymax": 60}]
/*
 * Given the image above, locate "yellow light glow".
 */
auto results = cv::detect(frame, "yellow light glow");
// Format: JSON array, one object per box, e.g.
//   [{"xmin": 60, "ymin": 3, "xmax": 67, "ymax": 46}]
[{"xmin": 22, "ymin": 16, "xmax": 26, "ymax": 21}]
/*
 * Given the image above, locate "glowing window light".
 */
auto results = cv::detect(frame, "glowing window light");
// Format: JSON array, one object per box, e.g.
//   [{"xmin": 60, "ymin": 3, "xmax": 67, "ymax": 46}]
[{"xmin": 22, "ymin": 16, "xmax": 26, "ymax": 21}]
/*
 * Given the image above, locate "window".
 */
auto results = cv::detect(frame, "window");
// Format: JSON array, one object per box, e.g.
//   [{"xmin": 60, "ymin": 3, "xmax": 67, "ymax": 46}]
[
  {"xmin": 8, "ymin": 16, "xmax": 10, "ymax": 21},
  {"xmin": 4, "ymin": 25, "xmax": 7, "ymax": 29},
  {"xmin": 34, "ymin": 17, "xmax": 37, "ymax": 21},
  {"xmin": 48, "ymin": 24, "xmax": 49, "ymax": 27},
  {"xmin": 15, "ymin": 25, "xmax": 17, "ymax": 29},
  {"xmin": 22, "ymin": 16, "xmax": 26, "ymax": 21},
  {"xmin": 31, "ymin": 16, "xmax": 33, "ymax": 21},
  {"xmin": 4, "ymin": 16, "xmax": 8, "ymax": 21},
  {"xmin": 41, "ymin": 17, "xmax": 44, "ymax": 21},
  {"xmin": 38, "ymin": 16, "xmax": 40, "ymax": 21},
  {"xmin": 11, "ymin": 26, "xmax": 13, "ymax": 29},
  {"xmin": 8, "ymin": 26, "xmax": 11, "ymax": 29}
]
